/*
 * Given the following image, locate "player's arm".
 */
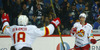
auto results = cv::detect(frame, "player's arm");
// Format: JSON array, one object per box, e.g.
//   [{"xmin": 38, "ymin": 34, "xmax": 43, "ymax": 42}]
[
  {"xmin": 88, "ymin": 25, "xmax": 97, "ymax": 44},
  {"xmin": 1, "ymin": 13, "xmax": 10, "ymax": 35},
  {"xmin": 34, "ymin": 18, "xmax": 61, "ymax": 36},
  {"xmin": 70, "ymin": 23, "xmax": 77, "ymax": 36}
]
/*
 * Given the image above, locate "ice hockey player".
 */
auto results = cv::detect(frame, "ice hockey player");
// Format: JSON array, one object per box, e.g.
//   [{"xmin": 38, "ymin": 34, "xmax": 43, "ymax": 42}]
[
  {"xmin": 70, "ymin": 13, "xmax": 97, "ymax": 50},
  {"xmin": 1, "ymin": 14, "xmax": 61, "ymax": 50}
]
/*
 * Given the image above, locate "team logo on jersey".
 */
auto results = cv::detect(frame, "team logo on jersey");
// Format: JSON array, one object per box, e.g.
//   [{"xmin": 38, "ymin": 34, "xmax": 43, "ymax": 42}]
[{"xmin": 77, "ymin": 29, "xmax": 85, "ymax": 37}]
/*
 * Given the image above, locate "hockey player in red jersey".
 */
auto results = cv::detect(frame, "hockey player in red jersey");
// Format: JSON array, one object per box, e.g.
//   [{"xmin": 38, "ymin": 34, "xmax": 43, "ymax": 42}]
[
  {"xmin": 70, "ymin": 13, "xmax": 97, "ymax": 50},
  {"xmin": 1, "ymin": 14, "xmax": 61, "ymax": 50}
]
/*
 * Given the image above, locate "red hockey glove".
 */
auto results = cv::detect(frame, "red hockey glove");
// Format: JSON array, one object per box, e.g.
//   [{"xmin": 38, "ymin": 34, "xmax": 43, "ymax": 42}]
[
  {"xmin": 90, "ymin": 39, "xmax": 97, "ymax": 44},
  {"xmin": 1, "ymin": 13, "xmax": 10, "ymax": 24},
  {"xmin": 70, "ymin": 27, "xmax": 77, "ymax": 35},
  {"xmin": 51, "ymin": 17, "xmax": 61, "ymax": 28}
]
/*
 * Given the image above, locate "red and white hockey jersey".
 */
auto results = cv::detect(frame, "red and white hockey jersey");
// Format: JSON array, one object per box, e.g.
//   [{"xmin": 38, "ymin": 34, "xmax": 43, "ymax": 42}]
[
  {"xmin": 71, "ymin": 22, "xmax": 94, "ymax": 47},
  {"xmin": 2, "ymin": 22, "xmax": 55, "ymax": 50}
]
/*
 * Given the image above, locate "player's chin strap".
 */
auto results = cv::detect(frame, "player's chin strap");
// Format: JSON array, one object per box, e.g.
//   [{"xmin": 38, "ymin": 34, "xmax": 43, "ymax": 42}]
[{"xmin": 76, "ymin": 39, "xmax": 100, "ymax": 48}]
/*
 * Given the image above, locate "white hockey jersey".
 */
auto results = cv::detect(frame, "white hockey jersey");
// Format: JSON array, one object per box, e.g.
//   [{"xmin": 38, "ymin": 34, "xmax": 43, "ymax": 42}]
[
  {"xmin": 2, "ymin": 22, "xmax": 55, "ymax": 50},
  {"xmin": 71, "ymin": 22, "xmax": 94, "ymax": 47}
]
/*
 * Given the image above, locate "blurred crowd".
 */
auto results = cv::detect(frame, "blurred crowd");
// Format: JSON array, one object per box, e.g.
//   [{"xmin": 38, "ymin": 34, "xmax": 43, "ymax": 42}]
[{"xmin": 0, "ymin": 0, "xmax": 100, "ymax": 35}]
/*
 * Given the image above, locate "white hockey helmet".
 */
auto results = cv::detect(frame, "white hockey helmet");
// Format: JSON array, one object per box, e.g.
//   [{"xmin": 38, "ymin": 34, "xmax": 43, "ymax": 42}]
[
  {"xmin": 18, "ymin": 15, "xmax": 29, "ymax": 25},
  {"xmin": 79, "ymin": 13, "xmax": 87, "ymax": 18}
]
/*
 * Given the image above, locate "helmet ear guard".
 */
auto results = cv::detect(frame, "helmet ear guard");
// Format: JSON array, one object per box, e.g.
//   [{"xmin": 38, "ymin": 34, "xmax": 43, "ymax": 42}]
[{"xmin": 18, "ymin": 15, "xmax": 29, "ymax": 25}]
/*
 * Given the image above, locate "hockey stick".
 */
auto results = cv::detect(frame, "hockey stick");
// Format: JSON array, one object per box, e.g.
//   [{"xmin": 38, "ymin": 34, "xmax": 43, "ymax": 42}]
[
  {"xmin": 69, "ymin": 39, "xmax": 100, "ymax": 50},
  {"xmin": 50, "ymin": 0, "xmax": 65, "ymax": 50}
]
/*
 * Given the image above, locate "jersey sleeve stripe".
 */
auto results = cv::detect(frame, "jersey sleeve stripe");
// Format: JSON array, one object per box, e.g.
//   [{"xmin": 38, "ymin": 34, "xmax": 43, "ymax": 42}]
[
  {"xmin": 88, "ymin": 36, "xmax": 94, "ymax": 39},
  {"xmin": 44, "ymin": 27, "xmax": 50, "ymax": 36},
  {"xmin": 2, "ymin": 25, "xmax": 10, "ymax": 32}
]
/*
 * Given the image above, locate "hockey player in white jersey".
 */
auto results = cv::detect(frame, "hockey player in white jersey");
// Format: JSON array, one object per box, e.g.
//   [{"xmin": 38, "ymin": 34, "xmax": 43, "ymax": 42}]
[
  {"xmin": 70, "ymin": 13, "xmax": 97, "ymax": 50},
  {"xmin": 1, "ymin": 14, "xmax": 61, "ymax": 50}
]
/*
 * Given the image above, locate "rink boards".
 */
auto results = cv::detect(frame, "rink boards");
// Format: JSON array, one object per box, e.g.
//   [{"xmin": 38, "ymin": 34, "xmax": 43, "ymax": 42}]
[{"xmin": 0, "ymin": 35, "xmax": 100, "ymax": 50}]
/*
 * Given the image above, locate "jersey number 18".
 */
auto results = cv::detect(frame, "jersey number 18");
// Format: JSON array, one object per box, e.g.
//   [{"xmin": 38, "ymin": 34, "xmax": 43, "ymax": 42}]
[{"xmin": 13, "ymin": 32, "xmax": 26, "ymax": 44}]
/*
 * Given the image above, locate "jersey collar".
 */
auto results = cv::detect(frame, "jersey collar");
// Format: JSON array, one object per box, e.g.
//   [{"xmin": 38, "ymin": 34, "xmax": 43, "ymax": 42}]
[{"xmin": 80, "ymin": 22, "xmax": 87, "ymax": 27}]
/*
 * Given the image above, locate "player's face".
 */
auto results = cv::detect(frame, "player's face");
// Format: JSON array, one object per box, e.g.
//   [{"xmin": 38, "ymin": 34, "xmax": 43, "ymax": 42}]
[{"xmin": 79, "ymin": 17, "xmax": 85, "ymax": 22}]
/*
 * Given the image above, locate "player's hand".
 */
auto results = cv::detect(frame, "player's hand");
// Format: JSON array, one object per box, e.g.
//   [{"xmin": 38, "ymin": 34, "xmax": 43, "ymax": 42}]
[
  {"xmin": 51, "ymin": 17, "xmax": 61, "ymax": 28},
  {"xmin": 1, "ymin": 13, "xmax": 10, "ymax": 24},
  {"xmin": 90, "ymin": 39, "xmax": 97, "ymax": 44},
  {"xmin": 70, "ymin": 27, "xmax": 77, "ymax": 35}
]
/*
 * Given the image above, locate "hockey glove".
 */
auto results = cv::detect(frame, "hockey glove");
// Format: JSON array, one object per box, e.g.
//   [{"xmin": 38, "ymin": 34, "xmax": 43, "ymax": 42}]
[
  {"xmin": 1, "ymin": 13, "xmax": 10, "ymax": 24},
  {"xmin": 70, "ymin": 27, "xmax": 77, "ymax": 35},
  {"xmin": 51, "ymin": 17, "xmax": 61, "ymax": 28},
  {"xmin": 90, "ymin": 39, "xmax": 97, "ymax": 44}
]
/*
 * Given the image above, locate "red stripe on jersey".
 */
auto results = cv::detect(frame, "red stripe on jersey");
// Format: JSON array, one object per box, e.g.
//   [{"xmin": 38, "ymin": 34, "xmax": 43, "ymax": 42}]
[
  {"xmin": 13, "ymin": 33, "xmax": 16, "ymax": 44},
  {"xmin": 2, "ymin": 25, "xmax": 8, "ymax": 32},
  {"xmin": 44, "ymin": 27, "xmax": 50, "ymax": 36}
]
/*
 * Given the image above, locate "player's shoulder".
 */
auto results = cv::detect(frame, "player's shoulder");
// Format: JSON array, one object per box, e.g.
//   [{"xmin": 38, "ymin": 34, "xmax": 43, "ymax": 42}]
[
  {"xmin": 10, "ymin": 25, "xmax": 17, "ymax": 28},
  {"xmin": 26, "ymin": 25, "xmax": 37, "ymax": 28},
  {"xmin": 86, "ymin": 23, "xmax": 92, "ymax": 28},
  {"xmin": 74, "ymin": 22, "xmax": 80, "ymax": 25},
  {"xmin": 26, "ymin": 25, "xmax": 38, "ymax": 32}
]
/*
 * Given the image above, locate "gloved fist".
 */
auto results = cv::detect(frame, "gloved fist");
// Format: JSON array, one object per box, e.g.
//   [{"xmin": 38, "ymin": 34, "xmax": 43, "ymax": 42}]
[
  {"xmin": 90, "ymin": 39, "xmax": 97, "ymax": 44},
  {"xmin": 51, "ymin": 17, "xmax": 61, "ymax": 28},
  {"xmin": 70, "ymin": 27, "xmax": 77, "ymax": 35},
  {"xmin": 1, "ymin": 13, "xmax": 10, "ymax": 24}
]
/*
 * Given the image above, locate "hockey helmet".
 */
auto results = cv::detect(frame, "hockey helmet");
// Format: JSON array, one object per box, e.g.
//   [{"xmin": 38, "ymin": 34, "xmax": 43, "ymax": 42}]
[
  {"xmin": 18, "ymin": 15, "xmax": 29, "ymax": 25},
  {"xmin": 79, "ymin": 13, "xmax": 87, "ymax": 18}
]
